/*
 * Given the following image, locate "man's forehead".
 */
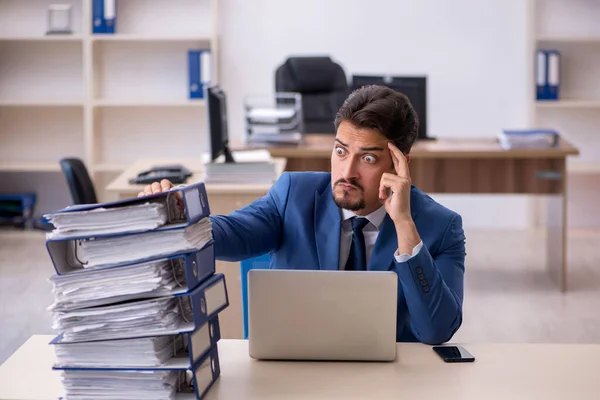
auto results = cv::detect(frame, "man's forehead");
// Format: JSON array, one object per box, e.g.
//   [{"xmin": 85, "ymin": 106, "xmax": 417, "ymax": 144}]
[{"xmin": 335, "ymin": 124, "xmax": 389, "ymax": 148}]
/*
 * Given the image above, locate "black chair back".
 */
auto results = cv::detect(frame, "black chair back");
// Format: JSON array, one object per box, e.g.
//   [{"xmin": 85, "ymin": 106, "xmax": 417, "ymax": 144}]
[
  {"xmin": 59, "ymin": 158, "xmax": 98, "ymax": 205},
  {"xmin": 275, "ymin": 56, "xmax": 349, "ymax": 134}
]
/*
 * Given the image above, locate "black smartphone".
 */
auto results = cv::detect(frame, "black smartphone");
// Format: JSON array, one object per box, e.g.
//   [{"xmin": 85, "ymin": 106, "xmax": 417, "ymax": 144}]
[{"xmin": 432, "ymin": 346, "xmax": 475, "ymax": 363}]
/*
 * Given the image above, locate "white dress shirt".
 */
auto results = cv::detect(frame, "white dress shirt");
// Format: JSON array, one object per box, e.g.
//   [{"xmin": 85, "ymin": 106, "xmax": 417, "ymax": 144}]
[{"xmin": 339, "ymin": 206, "xmax": 423, "ymax": 270}]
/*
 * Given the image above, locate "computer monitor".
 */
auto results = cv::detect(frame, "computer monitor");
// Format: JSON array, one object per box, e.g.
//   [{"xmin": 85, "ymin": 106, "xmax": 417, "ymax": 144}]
[
  {"xmin": 351, "ymin": 75, "xmax": 431, "ymax": 140},
  {"xmin": 206, "ymin": 84, "xmax": 235, "ymax": 163}
]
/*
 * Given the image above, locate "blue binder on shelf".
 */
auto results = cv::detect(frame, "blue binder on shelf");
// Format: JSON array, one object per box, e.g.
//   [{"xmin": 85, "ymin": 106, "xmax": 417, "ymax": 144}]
[
  {"xmin": 536, "ymin": 49, "xmax": 548, "ymax": 100},
  {"xmin": 104, "ymin": 0, "xmax": 116, "ymax": 33},
  {"xmin": 536, "ymin": 49, "xmax": 560, "ymax": 101},
  {"xmin": 188, "ymin": 50, "xmax": 211, "ymax": 99},
  {"xmin": 53, "ymin": 344, "xmax": 221, "ymax": 400},
  {"xmin": 50, "ymin": 315, "xmax": 221, "ymax": 370},
  {"xmin": 92, "ymin": 0, "xmax": 105, "ymax": 33},
  {"xmin": 546, "ymin": 50, "xmax": 560, "ymax": 100},
  {"xmin": 55, "ymin": 273, "xmax": 229, "ymax": 343}
]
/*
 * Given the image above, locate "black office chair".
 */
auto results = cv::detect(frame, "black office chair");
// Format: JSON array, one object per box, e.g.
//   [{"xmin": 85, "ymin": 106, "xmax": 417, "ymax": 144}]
[
  {"xmin": 59, "ymin": 158, "xmax": 98, "ymax": 205},
  {"xmin": 275, "ymin": 56, "xmax": 350, "ymax": 134}
]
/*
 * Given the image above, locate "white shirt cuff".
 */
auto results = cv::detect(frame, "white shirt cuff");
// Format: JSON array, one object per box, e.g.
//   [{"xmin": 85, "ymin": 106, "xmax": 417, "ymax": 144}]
[{"xmin": 394, "ymin": 241, "xmax": 423, "ymax": 263}]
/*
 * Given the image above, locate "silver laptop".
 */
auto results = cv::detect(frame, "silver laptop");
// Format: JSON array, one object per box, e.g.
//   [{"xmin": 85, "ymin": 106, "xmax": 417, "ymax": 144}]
[{"xmin": 247, "ymin": 269, "xmax": 398, "ymax": 361}]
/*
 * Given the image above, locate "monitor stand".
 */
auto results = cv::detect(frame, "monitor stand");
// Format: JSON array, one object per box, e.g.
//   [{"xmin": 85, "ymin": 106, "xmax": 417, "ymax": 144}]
[{"xmin": 222, "ymin": 140, "xmax": 236, "ymax": 163}]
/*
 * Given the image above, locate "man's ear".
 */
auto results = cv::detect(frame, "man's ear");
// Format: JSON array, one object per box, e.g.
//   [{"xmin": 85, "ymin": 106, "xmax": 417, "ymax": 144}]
[{"xmin": 405, "ymin": 154, "xmax": 411, "ymax": 165}]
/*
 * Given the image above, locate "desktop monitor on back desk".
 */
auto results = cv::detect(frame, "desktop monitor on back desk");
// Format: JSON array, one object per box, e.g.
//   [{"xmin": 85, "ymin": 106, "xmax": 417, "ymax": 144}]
[
  {"xmin": 351, "ymin": 75, "xmax": 432, "ymax": 140},
  {"xmin": 206, "ymin": 84, "xmax": 235, "ymax": 163}
]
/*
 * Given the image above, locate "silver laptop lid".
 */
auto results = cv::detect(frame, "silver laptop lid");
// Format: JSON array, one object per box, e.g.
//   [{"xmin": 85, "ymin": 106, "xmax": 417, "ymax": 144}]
[{"xmin": 247, "ymin": 269, "xmax": 398, "ymax": 361}]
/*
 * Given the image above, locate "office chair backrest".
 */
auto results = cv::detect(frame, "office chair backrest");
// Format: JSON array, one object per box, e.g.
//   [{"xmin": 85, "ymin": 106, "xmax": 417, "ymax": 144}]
[
  {"xmin": 275, "ymin": 56, "xmax": 349, "ymax": 134},
  {"xmin": 59, "ymin": 158, "xmax": 98, "ymax": 205}
]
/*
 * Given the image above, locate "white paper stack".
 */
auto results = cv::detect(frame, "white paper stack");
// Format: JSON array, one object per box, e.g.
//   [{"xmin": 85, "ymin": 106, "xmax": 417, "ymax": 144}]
[
  {"xmin": 52, "ymin": 296, "xmax": 193, "ymax": 342},
  {"xmin": 49, "ymin": 259, "xmax": 185, "ymax": 311},
  {"xmin": 45, "ymin": 202, "xmax": 169, "ymax": 239},
  {"xmin": 59, "ymin": 368, "xmax": 194, "ymax": 400},
  {"xmin": 75, "ymin": 218, "xmax": 212, "ymax": 268},
  {"xmin": 54, "ymin": 335, "xmax": 185, "ymax": 368},
  {"xmin": 203, "ymin": 150, "xmax": 277, "ymax": 184},
  {"xmin": 498, "ymin": 129, "xmax": 559, "ymax": 149}
]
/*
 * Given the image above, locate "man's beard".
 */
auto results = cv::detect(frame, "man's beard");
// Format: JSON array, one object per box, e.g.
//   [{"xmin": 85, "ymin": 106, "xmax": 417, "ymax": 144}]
[{"xmin": 332, "ymin": 178, "xmax": 365, "ymax": 211}]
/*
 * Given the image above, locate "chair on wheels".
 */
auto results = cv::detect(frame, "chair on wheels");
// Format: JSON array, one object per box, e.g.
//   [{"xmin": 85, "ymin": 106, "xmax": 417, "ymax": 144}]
[
  {"xmin": 59, "ymin": 158, "xmax": 98, "ymax": 205},
  {"xmin": 275, "ymin": 56, "xmax": 350, "ymax": 134}
]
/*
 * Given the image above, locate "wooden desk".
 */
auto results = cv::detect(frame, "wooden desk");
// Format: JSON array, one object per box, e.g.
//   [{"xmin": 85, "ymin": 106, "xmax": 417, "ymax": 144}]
[
  {"xmin": 252, "ymin": 135, "xmax": 580, "ymax": 291},
  {"xmin": 105, "ymin": 158, "xmax": 286, "ymax": 340},
  {"xmin": 2, "ymin": 335, "xmax": 600, "ymax": 400},
  {"xmin": 106, "ymin": 158, "xmax": 286, "ymax": 200}
]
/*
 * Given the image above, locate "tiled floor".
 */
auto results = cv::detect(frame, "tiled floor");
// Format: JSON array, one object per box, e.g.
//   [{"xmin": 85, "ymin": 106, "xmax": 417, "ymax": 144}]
[{"xmin": 1, "ymin": 228, "xmax": 599, "ymax": 364}]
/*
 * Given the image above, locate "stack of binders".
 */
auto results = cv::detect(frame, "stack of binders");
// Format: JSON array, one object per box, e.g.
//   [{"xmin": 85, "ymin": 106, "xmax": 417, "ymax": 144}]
[{"xmin": 43, "ymin": 182, "xmax": 228, "ymax": 400}]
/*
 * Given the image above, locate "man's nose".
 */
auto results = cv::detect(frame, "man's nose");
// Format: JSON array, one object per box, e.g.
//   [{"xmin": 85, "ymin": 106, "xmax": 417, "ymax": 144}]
[{"xmin": 341, "ymin": 157, "xmax": 360, "ymax": 180}]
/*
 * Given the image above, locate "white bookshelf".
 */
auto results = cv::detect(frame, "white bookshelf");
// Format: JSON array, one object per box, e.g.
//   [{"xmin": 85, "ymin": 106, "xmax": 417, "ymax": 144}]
[
  {"xmin": 0, "ymin": 0, "xmax": 219, "ymax": 201},
  {"xmin": 529, "ymin": 0, "xmax": 600, "ymax": 175}
]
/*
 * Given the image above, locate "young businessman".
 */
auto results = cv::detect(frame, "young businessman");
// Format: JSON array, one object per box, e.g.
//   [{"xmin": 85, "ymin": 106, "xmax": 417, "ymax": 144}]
[{"xmin": 140, "ymin": 85, "xmax": 466, "ymax": 345}]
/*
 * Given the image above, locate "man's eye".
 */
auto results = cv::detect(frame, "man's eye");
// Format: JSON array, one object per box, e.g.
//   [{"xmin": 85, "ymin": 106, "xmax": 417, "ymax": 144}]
[
  {"xmin": 335, "ymin": 147, "xmax": 346, "ymax": 156},
  {"xmin": 364, "ymin": 155, "xmax": 377, "ymax": 163}
]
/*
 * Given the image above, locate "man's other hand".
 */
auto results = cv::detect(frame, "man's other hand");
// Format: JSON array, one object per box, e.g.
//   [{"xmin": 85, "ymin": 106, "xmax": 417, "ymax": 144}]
[{"xmin": 137, "ymin": 179, "xmax": 174, "ymax": 197}]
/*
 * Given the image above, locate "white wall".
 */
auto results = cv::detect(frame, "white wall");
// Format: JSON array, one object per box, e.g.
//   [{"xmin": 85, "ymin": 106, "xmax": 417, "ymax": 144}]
[{"xmin": 219, "ymin": 0, "xmax": 533, "ymax": 229}]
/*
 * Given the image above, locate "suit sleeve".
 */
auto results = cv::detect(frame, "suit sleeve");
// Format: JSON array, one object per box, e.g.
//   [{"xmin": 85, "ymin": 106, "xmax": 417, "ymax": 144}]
[
  {"xmin": 209, "ymin": 172, "xmax": 292, "ymax": 262},
  {"xmin": 394, "ymin": 214, "xmax": 466, "ymax": 345}
]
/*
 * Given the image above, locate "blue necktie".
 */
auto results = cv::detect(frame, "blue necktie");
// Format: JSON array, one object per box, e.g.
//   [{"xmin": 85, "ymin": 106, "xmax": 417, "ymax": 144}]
[{"xmin": 345, "ymin": 217, "xmax": 369, "ymax": 271}]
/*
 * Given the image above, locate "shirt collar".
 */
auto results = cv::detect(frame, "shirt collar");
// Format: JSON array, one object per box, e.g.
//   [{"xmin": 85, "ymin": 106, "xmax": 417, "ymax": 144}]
[{"xmin": 341, "ymin": 205, "xmax": 387, "ymax": 230}]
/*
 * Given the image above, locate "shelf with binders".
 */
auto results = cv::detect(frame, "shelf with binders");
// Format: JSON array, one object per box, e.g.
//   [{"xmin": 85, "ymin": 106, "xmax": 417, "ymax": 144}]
[
  {"xmin": 94, "ymin": 0, "xmax": 214, "ymax": 38},
  {"xmin": 0, "ymin": 0, "xmax": 84, "ymax": 39},
  {"xmin": 91, "ymin": 39, "xmax": 210, "ymax": 104},
  {"xmin": 92, "ymin": 106, "xmax": 209, "ymax": 168},
  {"xmin": 534, "ymin": 42, "xmax": 600, "ymax": 106},
  {"xmin": 0, "ymin": 40, "xmax": 84, "ymax": 105},
  {"xmin": 0, "ymin": 106, "xmax": 85, "ymax": 171}
]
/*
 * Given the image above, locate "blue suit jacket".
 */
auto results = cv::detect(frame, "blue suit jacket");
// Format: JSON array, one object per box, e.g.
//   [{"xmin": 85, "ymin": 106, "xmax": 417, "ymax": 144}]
[{"xmin": 210, "ymin": 172, "xmax": 466, "ymax": 344}]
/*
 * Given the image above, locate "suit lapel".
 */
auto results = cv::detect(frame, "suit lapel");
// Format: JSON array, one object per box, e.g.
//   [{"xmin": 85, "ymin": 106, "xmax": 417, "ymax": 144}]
[
  {"xmin": 368, "ymin": 189, "xmax": 419, "ymax": 271},
  {"xmin": 314, "ymin": 185, "xmax": 341, "ymax": 270}
]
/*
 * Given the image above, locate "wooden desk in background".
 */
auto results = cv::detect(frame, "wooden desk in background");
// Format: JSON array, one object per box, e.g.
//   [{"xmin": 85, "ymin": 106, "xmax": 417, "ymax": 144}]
[
  {"xmin": 106, "ymin": 158, "xmax": 287, "ymax": 340},
  {"xmin": 252, "ymin": 134, "xmax": 580, "ymax": 292},
  {"xmin": 1, "ymin": 335, "xmax": 599, "ymax": 400}
]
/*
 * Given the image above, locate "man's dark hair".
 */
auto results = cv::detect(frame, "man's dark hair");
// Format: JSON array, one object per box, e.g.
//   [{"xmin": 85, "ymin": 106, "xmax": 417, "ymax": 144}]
[{"xmin": 333, "ymin": 85, "xmax": 419, "ymax": 154}]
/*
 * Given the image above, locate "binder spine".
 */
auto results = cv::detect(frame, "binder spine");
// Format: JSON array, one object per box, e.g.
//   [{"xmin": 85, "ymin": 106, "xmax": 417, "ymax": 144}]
[
  {"xmin": 192, "ymin": 344, "xmax": 220, "ymax": 399},
  {"xmin": 183, "ymin": 244, "xmax": 215, "ymax": 290},
  {"xmin": 92, "ymin": 0, "xmax": 105, "ymax": 33},
  {"xmin": 535, "ymin": 49, "xmax": 548, "ymax": 100},
  {"xmin": 182, "ymin": 182, "xmax": 211, "ymax": 224},
  {"xmin": 103, "ymin": 0, "xmax": 116, "ymax": 34},
  {"xmin": 201, "ymin": 50, "xmax": 212, "ymax": 85},
  {"xmin": 189, "ymin": 274, "xmax": 228, "ymax": 329},
  {"xmin": 547, "ymin": 50, "xmax": 560, "ymax": 101},
  {"xmin": 187, "ymin": 316, "xmax": 221, "ymax": 365},
  {"xmin": 188, "ymin": 50, "xmax": 203, "ymax": 99}
]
